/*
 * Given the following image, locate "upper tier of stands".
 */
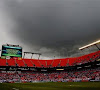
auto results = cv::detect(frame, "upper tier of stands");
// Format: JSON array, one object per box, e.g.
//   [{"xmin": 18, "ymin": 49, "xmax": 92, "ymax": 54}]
[{"xmin": 0, "ymin": 50, "xmax": 100, "ymax": 68}]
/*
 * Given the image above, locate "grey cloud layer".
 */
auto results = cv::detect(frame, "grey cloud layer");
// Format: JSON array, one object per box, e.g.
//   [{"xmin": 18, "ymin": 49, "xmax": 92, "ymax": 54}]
[{"xmin": 1, "ymin": 0, "xmax": 100, "ymax": 58}]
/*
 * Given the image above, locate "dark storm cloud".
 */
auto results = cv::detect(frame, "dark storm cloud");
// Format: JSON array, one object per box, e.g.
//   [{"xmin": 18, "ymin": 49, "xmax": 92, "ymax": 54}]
[{"xmin": 1, "ymin": 0, "xmax": 100, "ymax": 58}]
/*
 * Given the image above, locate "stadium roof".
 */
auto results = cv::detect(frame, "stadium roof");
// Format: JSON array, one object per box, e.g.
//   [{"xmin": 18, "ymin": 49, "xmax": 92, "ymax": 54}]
[{"xmin": 79, "ymin": 40, "xmax": 100, "ymax": 50}]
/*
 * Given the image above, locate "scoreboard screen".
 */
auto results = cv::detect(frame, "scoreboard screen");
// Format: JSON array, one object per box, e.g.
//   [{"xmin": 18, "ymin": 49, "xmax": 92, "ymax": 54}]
[{"xmin": 1, "ymin": 45, "xmax": 22, "ymax": 58}]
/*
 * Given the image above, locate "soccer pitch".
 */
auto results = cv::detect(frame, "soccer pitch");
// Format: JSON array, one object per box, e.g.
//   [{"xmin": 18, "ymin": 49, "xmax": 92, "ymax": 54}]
[{"xmin": 0, "ymin": 82, "xmax": 100, "ymax": 90}]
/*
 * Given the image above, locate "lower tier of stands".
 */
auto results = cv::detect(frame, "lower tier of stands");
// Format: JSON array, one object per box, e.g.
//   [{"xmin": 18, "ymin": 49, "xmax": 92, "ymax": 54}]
[{"xmin": 0, "ymin": 67, "xmax": 100, "ymax": 83}]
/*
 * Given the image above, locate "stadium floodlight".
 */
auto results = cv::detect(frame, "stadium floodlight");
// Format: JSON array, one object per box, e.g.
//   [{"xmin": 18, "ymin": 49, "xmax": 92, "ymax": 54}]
[{"xmin": 79, "ymin": 40, "xmax": 100, "ymax": 50}]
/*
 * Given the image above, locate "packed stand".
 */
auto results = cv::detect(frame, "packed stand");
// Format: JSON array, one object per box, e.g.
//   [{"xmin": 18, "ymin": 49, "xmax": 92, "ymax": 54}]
[{"xmin": 0, "ymin": 68, "xmax": 100, "ymax": 83}]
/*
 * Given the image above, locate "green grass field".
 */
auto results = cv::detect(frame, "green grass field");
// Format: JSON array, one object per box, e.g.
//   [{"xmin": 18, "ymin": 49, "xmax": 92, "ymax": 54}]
[{"xmin": 0, "ymin": 82, "xmax": 100, "ymax": 90}]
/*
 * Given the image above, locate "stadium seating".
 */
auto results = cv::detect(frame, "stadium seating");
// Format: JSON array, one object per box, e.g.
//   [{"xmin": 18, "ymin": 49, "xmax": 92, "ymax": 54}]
[
  {"xmin": 24, "ymin": 59, "xmax": 34, "ymax": 67},
  {"xmin": 46, "ymin": 60, "xmax": 53, "ymax": 67},
  {"xmin": 60, "ymin": 59, "xmax": 68, "ymax": 67},
  {"xmin": 16, "ymin": 59, "xmax": 25, "ymax": 67},
  {"xmin": 39, "ymin": 60, "xmax": 47, "ymax": 67},
  {"xmin": 0, "ymin": 59, "xmax": 6, "ymax": 66},
  {"xmin": 0, "ymin": 50, "xmax": 100, "ymax": 68},
  {"xmin": 52, "ymin": 59, "xmax": 61, "ymax": 67},
  {"xmin": 31, "ymin": 60, "xmax": 41, "ymax": 67},
  {"xmin": 7, "ymin": 58, "xmax": 16, "ymax": 66},
  {"xmin": 0, "ymin": 67, "xmax": 99, "ymax": 83}
]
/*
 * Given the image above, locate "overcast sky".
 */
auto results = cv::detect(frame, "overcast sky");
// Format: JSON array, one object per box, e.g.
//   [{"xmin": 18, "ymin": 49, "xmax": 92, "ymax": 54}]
[{"xmin": 0, "ymin": 0, "xmax": 100, "ymax": 59}]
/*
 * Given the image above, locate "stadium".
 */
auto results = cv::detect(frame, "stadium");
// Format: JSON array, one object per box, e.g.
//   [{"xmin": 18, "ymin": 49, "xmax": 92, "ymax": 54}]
[
  {"xmin": 0, "ymin": 40, "xmax": 100, "ymax": 90},
  {"xmin": 0, "ymin": 0, "xmax": 100, "ymax": 90}
]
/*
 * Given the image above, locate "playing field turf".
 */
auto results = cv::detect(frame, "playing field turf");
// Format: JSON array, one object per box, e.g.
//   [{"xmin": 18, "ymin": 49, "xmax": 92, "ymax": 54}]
[{"xmin": 0, "ymin": 82, "xmax": 100, "ymax": 90}]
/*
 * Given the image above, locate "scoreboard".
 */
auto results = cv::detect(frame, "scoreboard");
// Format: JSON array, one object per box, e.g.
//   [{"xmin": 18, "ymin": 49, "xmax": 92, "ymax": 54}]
[{"xmin": 1, "ymin": 45, "xmax": 22, "ymax": 59}]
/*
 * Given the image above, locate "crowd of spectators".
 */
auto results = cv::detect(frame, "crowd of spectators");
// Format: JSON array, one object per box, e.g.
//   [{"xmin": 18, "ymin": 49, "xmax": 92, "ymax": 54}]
[{"xmin": 0, "ymin": 67, "xmax": 100, "ymax": 83}]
